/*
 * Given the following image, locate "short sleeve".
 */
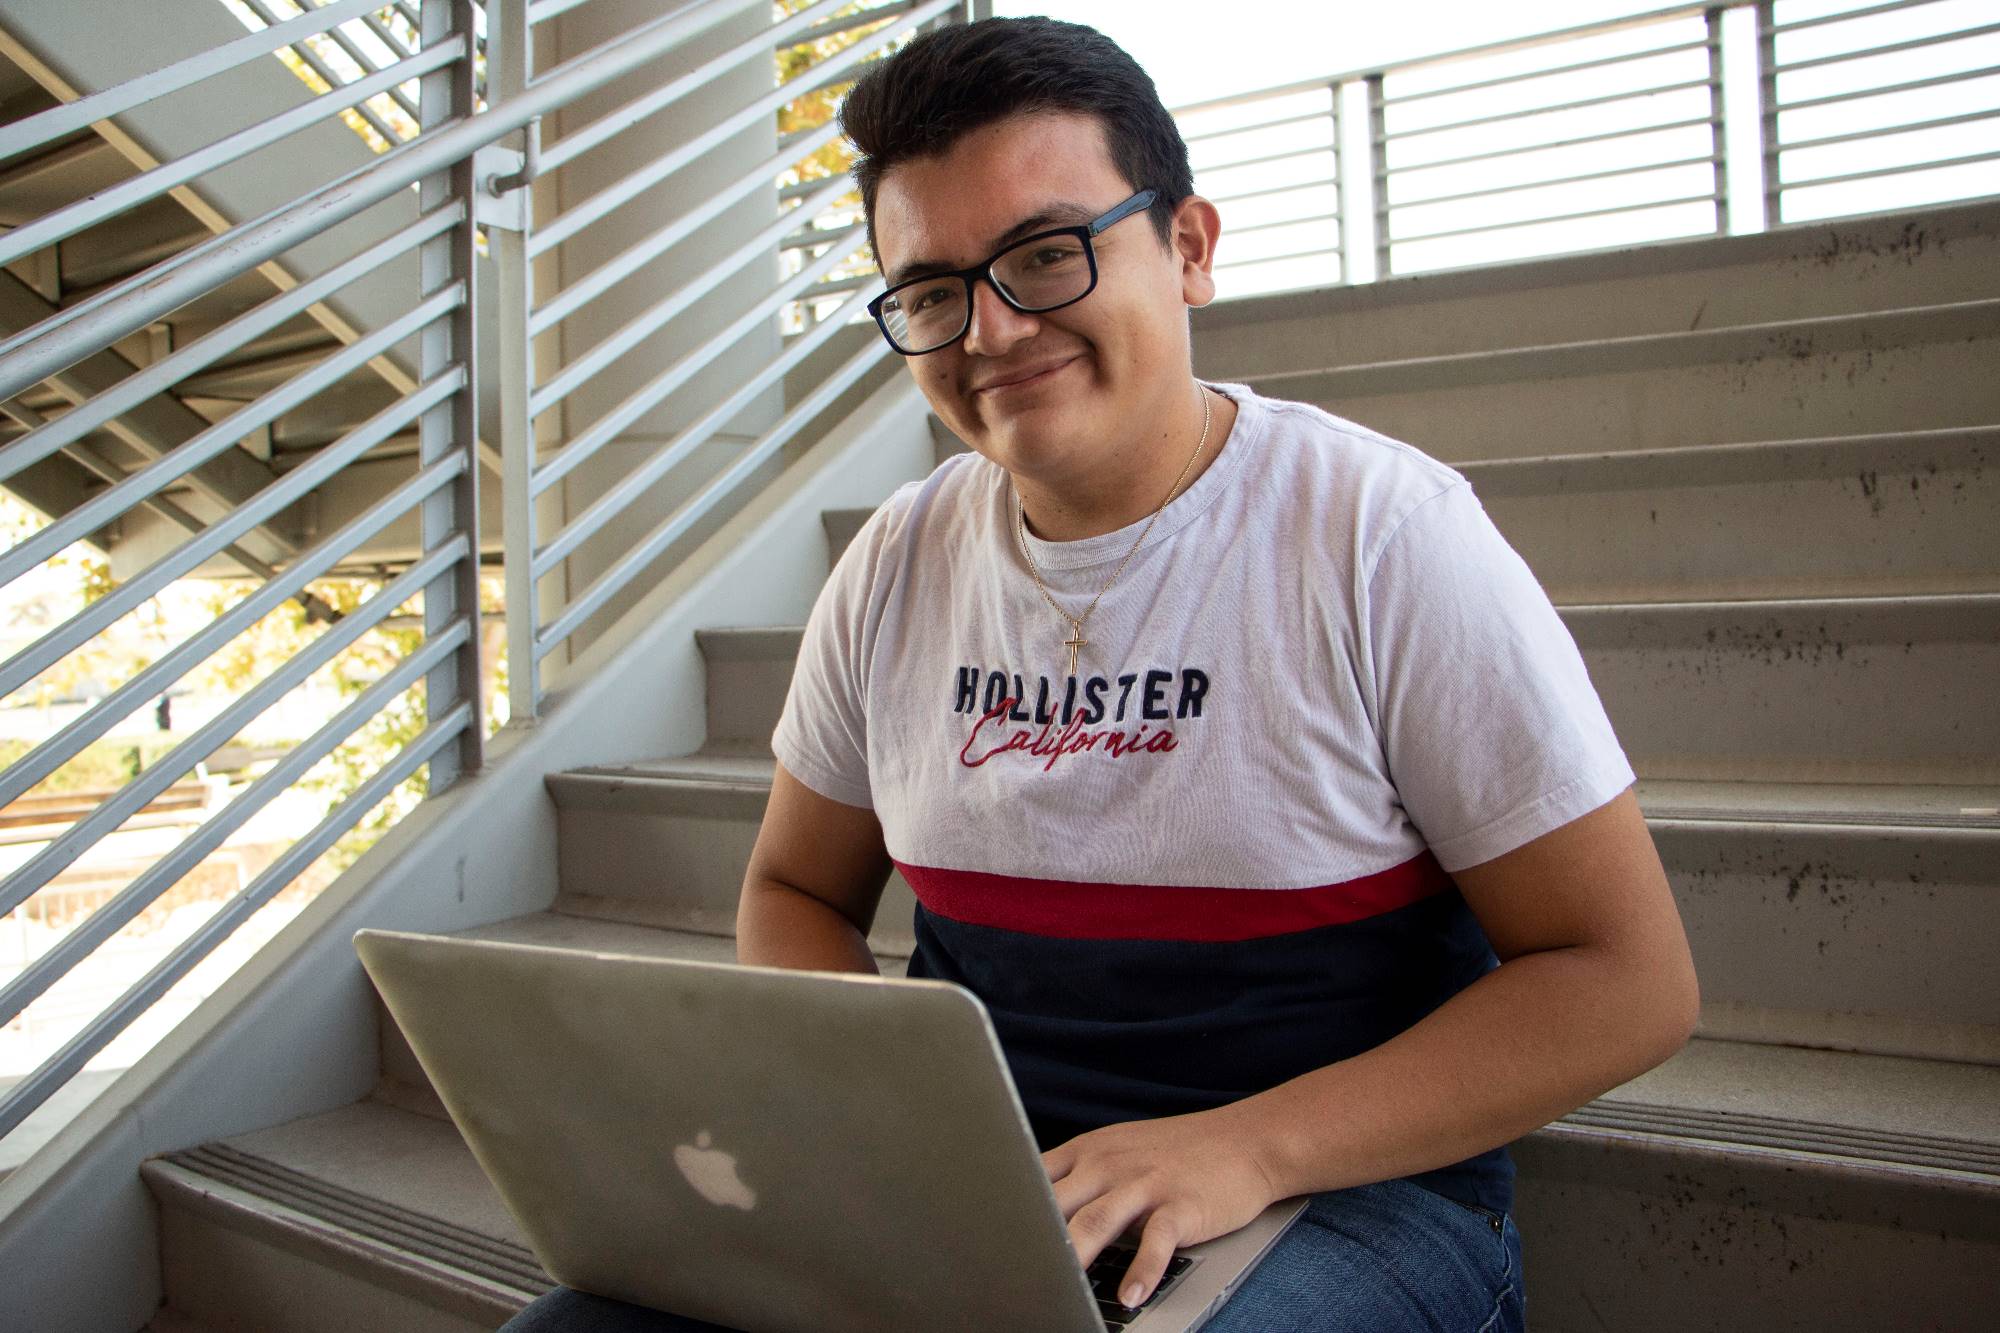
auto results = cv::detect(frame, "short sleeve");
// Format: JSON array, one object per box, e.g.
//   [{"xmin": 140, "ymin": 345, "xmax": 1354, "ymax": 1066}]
[
  {"xmin": 1362, "ymin": 481, "xmax": 1635, "ymax": 872},
  {"xmin": 768, "ymin": 514, "xmax": 884, "ymax": 811}
]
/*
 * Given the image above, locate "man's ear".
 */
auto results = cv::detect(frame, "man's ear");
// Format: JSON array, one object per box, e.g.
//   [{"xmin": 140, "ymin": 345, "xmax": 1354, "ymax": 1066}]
[{"xmin": 1172, "ymin": 195, "xmax": 1223, "ymax": 308}]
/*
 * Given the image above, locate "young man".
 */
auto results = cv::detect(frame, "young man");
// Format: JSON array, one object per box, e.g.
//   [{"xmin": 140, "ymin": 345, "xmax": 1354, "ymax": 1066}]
[{"xmin": 507, "ymin": 16, "xmax": 1698, "ymax": 1332}]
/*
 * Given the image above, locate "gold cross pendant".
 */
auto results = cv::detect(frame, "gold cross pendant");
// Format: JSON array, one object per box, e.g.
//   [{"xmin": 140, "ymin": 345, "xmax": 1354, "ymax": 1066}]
[{"xmin": 1064, "ymin": 630, "xmax": 1087, "ymax": 677}]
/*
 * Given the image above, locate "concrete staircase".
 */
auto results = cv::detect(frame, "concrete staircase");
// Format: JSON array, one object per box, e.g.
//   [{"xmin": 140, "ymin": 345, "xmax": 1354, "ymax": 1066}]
[{"xmin": 138, "ymin": 202, "xmax": 2000, "ymax": 1332}]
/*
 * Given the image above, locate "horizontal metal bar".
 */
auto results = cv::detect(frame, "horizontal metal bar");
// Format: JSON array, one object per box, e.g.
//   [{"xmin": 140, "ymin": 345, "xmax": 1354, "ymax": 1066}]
[
  {"xmin": 1170, "ymin": 3, "xmax": 1714, "ymax": 116},
  {"xmin": 0, "ymin": 534, "xmax": 469, "ymax": 931},
  {"xmin": 1215, "ymin": 245, "xmax": 1342, "ymax": 272},
  {"xmin": 235, "ymin": 0, "xmax": 404, "ymax": 148},
  {"xmin": 527, "ymin": 0, "xmax": 596, "ymax": 24},
  {"xmin": 1393, "ymin": 152, "xmax": 1718, "ymax": 211},
  {"xmin": 527, "ymin": 0, "xmax": 951, "ymax": 258},
  {"xmin": 1392, "ymin": 113, "xmax": 1714, "ymax": 175},
  {"xmin": 0, "ymin": 0, "xmax": 390, "ymax": 164},
  {"xmin": 539, "ymin": 290, "xmax": 885, "ymax": 656},
  {"xmin": 530, "ymin": 174, "xmax": 854, "ymax": 419},
  {"xmin": 1218, "ymin": 210, "xmax": 1342, "ymax": 238},
  {"xmin": 0, "ymin": 372, "xmax": 461, "ymax": 704},
  {"xmin": 790, "ymin": 273, "xmax": 876, "ymax": 298},
  {"xmin": 779, "ymin": 218, "xmax": 864, "ymax": 253},
  {"xmin": 531, "ymin": 229, "xmax": 868, "ymax": 502},
  {"xmin": 1768, "ymin": 0, "xmax": 1945, "ymax": 37},
  {"xmin": 1780, "ymin": 107, "xmax": 2000, "ymax": 154},
  {"xmin": 1777, "ymin": 20, "xmax": 2000, "ymax": 75},
  {"xmin": 0, "ymin": 39, "xmax": 463, "ymax": 271},
  {"xmin": 533, "ymin": 121, "xmax": 846, "ymax": 335},
  {"xmin": 1775, "ymin": 62, "xmax": 2000, "ymax": 114},
  {"xmin": 1384, "ymin": 76, "xmax": 1713, "ymax": 142},
  {"xmin": 0, "ymin": 287, "xmax": 460, "ymax": 588},
  {"xmin": 1196, "ymin": 143, "xmax": 1337, "ymax": 178},
  {"xmin": 0, "ymin": 601, "xmax": 473, "ymax": 1031},
  {"xmin": 0, "ymin": 453, "xmax": 467, "ymax": 814},
  {"xmin": 308, "ymin": 0, "xmax": 423, "ymax": 121},
  {"xmin": 783, "ymin": 1, "xmax": 920, "ymax": 47},
  {"xmin": 352, "ymin": 6, "xmax": 419, "ymax": 65},
  {"xmin": 0, "ymin": 692, "xmax": 472, "ymax": 1144},
  {"xmin": 1182, "ymin": 109, "xmax": 1331, "ymax": 146},
  {"xmin": 1388, "ymin": 34, "xmax": 1713, "ymax": 108},
  {"xmin": 537, "ymin": 0, "xmax": 852, "ymax": 174},
  {"xmin": 534, "ymin": 260, "xmax": 872, "ymax": 578},
  {"xmin": 0, "ymin": 203, "xmax": 457, "ymax": 490},
  {"xmin": 1207, "ymin": 178, "xmax": 1339, "ymax": 208},
  {"xmin": 1778, "ymin": 146, "xmax": 2000, "ymax": 193},
  {"xmin": 0, "ymin": 0, "xmax": 753, "ymax": 399},
  {"xmin": 1393, "ymin": 190, "xmax": 1717, "ymax": 243}
]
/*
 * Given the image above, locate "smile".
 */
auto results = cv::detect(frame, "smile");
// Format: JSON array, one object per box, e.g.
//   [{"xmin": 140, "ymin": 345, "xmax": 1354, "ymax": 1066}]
[{"xmin": 974, "ymin": 355, "xmax": 1080, "ymax": 397}]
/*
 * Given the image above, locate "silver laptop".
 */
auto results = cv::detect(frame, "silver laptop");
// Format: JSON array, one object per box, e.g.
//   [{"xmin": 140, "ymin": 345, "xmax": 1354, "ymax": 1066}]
[{"xmin": 354, "ymin": 928, "xmax": 1307, "ymax": 1332}]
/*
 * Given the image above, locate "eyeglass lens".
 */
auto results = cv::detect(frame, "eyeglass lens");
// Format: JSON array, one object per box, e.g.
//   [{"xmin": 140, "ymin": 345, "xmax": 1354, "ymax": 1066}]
[{"xmin": 880, "ymin": 232, "xmax": 1094, "ymax": 354}]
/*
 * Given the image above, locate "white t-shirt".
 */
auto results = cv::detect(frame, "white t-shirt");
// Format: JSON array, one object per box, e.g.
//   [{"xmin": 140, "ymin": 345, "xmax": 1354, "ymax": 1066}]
[{"xmin": 770, "ymin": 381, "xmax": 1634, "ymax": 1212}]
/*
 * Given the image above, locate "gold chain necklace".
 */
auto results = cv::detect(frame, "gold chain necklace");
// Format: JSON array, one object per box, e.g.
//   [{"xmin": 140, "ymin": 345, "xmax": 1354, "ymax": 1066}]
[{"xmin": 1013, "ymin": 384, "xmax": 1213, "ymax": 678}]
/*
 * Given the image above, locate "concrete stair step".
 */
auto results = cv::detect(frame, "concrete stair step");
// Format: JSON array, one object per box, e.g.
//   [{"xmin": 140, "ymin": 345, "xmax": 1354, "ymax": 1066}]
[
  {"xmin": 193, "ymin": 940, "xmax": 2000, "ymax": 1332},
  {"xmin": 1242, "ymin": 298, "xmax": 2000, "ymax": 460},
  {"xmin": 838, "ymin": 422, "xmax": 2000, "ymax": 606},
  {"xmin": 142, "ymin": 1100, "xmax": 545, "ymax": 1333},
  {"xmin": 548, "ymin": 753, "xmax": 2000, "ymax": 1063},
  {"xmin": 547, "ymin": 752, "xmax": 921, "ymax": 957},
  {"xmin": 1466, "ymin": 425, "xmax": 2000, "ymax": 604},
  {"xmin": 692, "ymin": 591, "xmax": 2000, "ymax": 786},
  {"xmin": 1193, "ymin": 200, "xmax": 2000, "ymax": 378}
]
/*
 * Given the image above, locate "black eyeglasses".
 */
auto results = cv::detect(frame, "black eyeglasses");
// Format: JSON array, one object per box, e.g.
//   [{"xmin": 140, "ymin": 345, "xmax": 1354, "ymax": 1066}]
[{"xmin": 868, "ymin": 189, "xmax": 1158, "ymax": 356}]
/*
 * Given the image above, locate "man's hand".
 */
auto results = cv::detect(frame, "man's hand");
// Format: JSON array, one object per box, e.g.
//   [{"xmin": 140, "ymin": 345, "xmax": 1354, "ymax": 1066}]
[{"xmin": 1042, "ymin": 1105, "xmax": 1282, "ymax": 1311}]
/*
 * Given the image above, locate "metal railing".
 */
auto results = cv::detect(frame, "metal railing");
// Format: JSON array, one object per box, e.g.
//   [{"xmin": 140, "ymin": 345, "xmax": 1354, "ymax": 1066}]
[
  {"xmin": 0, "ymin": 0, "xmax": 976, "ymax": 1154},
  {"xmin": 1173, "ymin": 0, "xmax": 2000, "ymax": 292}
]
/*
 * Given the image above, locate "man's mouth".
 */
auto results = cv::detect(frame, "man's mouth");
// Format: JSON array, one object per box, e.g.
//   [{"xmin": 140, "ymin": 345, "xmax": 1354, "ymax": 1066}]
[{"xmin": 972, "ymin": 354, "xmax": 1080, "ymax": 396}]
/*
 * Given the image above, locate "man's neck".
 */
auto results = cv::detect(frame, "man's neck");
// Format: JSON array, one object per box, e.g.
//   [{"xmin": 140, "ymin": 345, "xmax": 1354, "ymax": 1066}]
[{"xmin": 1015, "ymin": 383, "xmax": 1238, "ymax": 544}]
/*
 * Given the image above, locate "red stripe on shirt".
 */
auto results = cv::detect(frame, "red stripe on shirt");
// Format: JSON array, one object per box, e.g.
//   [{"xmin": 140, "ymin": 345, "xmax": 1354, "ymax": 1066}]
[{"xmin": 891, "ymin": 853, "xmax": 1454, "ymax": 942}]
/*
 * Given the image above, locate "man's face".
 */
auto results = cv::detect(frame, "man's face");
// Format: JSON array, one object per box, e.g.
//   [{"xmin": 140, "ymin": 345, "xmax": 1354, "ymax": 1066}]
[{"xmin": 870, "ymin": 111, "xmax": 1212, "ymax": 479}]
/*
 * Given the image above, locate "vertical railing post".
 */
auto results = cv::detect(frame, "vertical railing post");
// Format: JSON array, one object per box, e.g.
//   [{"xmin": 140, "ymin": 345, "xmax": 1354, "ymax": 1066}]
[
  {"xmin": 418, "ymin": 0, "xmax": 483, "ymax": 784},
  {"xmin": 488, "ymin": 0, "xmax": 541, "ymax": 723},
  {"xmin": 1705, "ymin": 6, "xmax": 1729, "ymax": 235},
  {"xmin": 1756, "ymin": 0, "xmax": 1781, "ymax": 229},
  {"xmin": 1328, "ymin": 79, "xmax": 1347, "ymax": 284},
  {"xmin": 1366, "ymin": 72, "xmax": 1391, "ymax": 281}
]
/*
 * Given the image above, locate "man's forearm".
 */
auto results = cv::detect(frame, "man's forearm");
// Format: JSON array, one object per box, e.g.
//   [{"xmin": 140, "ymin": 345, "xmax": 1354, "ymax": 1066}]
[
  {"xmin": 1222, "ymin": 944, "xmax": 1697, "ymax": 1201},
  {"xmin": 736, "ymin": 878, "xmax": 882, "ymax": 974}
]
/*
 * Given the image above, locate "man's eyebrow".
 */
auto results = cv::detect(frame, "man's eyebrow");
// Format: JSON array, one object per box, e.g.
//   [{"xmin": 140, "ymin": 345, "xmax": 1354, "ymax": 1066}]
[{"xmin": 885, "ymin": 203, "xmax": 1101, "ymax": 286}]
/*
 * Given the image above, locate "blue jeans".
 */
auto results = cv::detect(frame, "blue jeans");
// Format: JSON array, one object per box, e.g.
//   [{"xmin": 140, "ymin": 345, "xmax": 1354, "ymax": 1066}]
[{"xmin": 500, "ymin": 1177, "xmax": 1525, "ymax": 1331}]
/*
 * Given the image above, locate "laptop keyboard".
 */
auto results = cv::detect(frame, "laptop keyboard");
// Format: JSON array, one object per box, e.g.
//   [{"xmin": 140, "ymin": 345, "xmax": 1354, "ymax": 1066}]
[{"xmin": 1085, "ymin": 1245, "xmax": 1194, "ymax": 1327}]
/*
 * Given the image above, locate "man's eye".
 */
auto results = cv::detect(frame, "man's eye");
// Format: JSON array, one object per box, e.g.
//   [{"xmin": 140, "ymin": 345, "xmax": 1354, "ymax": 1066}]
[
  {"xmin": 911, "ymin": 286, "xmax": 953, "ymax": 310},
  {"xmin": 1028, "ymin": 246, "xmax": 1082, "ymax": 268}
]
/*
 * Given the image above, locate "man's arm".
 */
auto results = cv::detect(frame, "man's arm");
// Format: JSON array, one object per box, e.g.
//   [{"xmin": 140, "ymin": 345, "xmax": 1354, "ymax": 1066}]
[
  {"xmin": 1047, "ymin": 787, "xmax": 1700, "ymax": 1308},
  {"xmin": 736, "ymin": 760, "xmax": 894, "ymax": 974}
]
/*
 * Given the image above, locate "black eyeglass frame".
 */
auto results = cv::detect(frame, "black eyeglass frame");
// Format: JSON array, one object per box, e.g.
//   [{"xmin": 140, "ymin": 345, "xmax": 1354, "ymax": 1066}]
[{"xmin": 867, "ymin": 188, "xmax": 1160, "ymax": 356}]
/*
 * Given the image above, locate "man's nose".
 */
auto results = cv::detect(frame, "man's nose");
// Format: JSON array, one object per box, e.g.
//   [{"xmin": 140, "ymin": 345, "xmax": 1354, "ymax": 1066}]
[{"xmin": 961, "ymin": 277, "xmax": 1039, "ymax": 357}]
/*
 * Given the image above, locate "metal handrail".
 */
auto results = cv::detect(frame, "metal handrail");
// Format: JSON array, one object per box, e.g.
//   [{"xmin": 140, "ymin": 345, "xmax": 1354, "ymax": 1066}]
[
  {"xmin": 526, "ymin": 0, "xmax": 951, "ymax": 257},
  {"xmin": 529, "ymin": 227, "xmax": 870, "ymax": 506},
  {"xmin": 0, "ymin": 0, "xmax": 754, "ymax": 398},
  {"xmin": 1172, "ymin": 0, "xmax": 1996, "ymax": 285},
  {"xmin": 235, "ymin": 0, "xmax": 409, "ymax": 145},
  {"xmin": 0, "ymin": 451, "xmax": 473, "ymax": 815},
  {"xmin": 0, "ymin": 0, "xmax": 392, "ymax": 162},
  {"xmin": 0, "ymin": 39, "xmax": 463, "ymax": 269}
]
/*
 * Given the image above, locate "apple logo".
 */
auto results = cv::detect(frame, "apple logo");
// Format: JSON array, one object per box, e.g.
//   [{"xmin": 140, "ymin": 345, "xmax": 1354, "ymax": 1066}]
[{"xmin": 673, "ymin": 1130, "xmax": 757, "ymax": 1211}]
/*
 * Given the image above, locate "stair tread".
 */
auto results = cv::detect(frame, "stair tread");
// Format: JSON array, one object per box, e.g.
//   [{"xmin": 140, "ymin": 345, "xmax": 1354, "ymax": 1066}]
[
  {"xmin": 156, "ymin": 1031, "xmax": 1999, "ymax": 1295},
  {"xmin": 562, "ymin": 756, "xmax": 1999, "ymax": 833}
]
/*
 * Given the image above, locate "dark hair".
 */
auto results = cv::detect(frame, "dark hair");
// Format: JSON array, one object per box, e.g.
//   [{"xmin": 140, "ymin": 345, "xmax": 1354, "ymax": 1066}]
[{"xmin": 840, "ymin": 17, "xmax": 1193, "ymax": 261}]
